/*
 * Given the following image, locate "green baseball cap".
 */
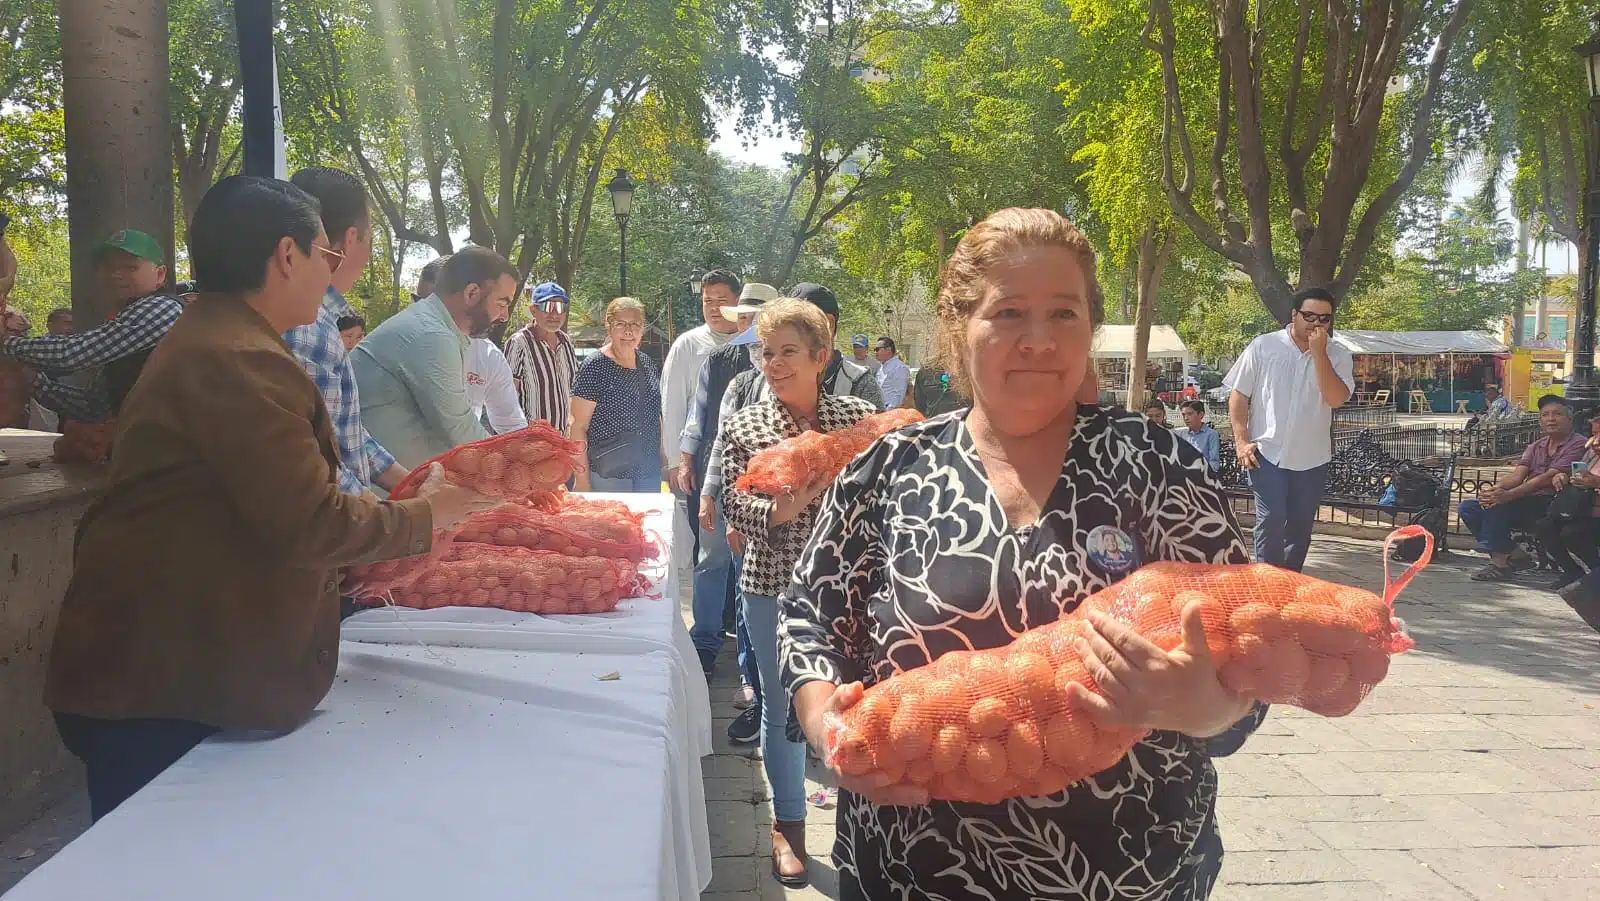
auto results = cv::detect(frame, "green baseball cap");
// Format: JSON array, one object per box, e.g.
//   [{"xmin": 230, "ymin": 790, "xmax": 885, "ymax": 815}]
[{"xmin": 98, "ymin": 229, "xmax": 165, "ymax": 265}]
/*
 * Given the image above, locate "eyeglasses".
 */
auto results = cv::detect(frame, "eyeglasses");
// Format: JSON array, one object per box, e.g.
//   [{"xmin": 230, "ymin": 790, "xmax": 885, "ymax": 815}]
[
  {"xmin": 313, "ymin": 244, "xmax": 346, "ymax": 266},
  {"xmin": 609, "ymin": 320, "xmax": 644, "ymax": 333},
  {"xmin": 1295, "ymin": 309, "xmax": 1334, "ymax": 325}
]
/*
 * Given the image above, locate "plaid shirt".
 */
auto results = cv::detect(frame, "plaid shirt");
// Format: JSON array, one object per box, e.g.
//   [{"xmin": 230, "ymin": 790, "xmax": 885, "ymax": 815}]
[
  {"xmin": 3, "ymin": 292, "xmax": 184, "ymax": 423},
  {"xmin": 282, "ymin": 289, "xmax": 397, "ymax": 495}
]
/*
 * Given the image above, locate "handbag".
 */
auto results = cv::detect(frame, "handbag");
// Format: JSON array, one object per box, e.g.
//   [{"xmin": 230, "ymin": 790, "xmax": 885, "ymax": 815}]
[
  {"xmin": 1547, "ymin": 484, "xmax": 1595, "ymax": 521},
  {"xmin": 589, "ymin": 431, "xmax": 652, "ymax": 480}
]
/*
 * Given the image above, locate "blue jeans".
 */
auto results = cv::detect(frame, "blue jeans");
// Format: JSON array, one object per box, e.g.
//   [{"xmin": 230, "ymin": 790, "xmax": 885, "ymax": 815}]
[
  {"xmin": 689, "ymin": 509, "xmax": 736, "ymax": 657},
  {"xmin": 1249, "ymin": 457, "xmax": 1328, "ymax": 572},
  {"xmin": 743, "ymin": 593, "xmax": 805, "ymax": 822},
  {"xmin": 589, "ymin": 472, "xmax": 660, "ymax": 492},
  {"xmin": 733, "ymin": 557, "xmax": 759, "ymax": 697},
  {"xmin": 1457, "ymin": 496, "xmax": 1549, "ymax": 555}
]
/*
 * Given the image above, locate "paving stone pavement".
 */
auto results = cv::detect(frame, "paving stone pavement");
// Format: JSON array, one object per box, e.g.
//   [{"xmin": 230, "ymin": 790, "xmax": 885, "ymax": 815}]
[{"xmin": 687, "ymin": 537, "xmax": 1600, "ymax": 901}]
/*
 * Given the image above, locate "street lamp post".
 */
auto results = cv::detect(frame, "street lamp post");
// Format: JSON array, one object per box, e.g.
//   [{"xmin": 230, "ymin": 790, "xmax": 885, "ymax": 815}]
[
  {"xmin": 1569, "ymin": 28, "xmax": 1600, "ymax": 402},
  {"xmin": 607, "ymin": 168, "xmax": 636, "ymax": 296}
]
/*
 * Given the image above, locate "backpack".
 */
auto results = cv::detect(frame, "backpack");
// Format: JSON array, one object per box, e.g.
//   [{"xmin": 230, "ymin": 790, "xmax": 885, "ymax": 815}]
[
  {"xmin": 1392, "ymin": 506, "xmax": 1446, "ymax": 562},
  {"xmin": 1390, "ymin": 463, "xmax": 1442, "ymax": 508}
]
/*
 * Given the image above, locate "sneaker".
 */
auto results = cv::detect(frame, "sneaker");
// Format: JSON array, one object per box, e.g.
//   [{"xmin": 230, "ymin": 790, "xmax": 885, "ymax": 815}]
[
  {"xmin": 727, "ymin": 705, "xmax": 761, "ymax": 745},
  {"xmin": 731, "ymin": 685, "xmax": 757, "ymax": 710}
]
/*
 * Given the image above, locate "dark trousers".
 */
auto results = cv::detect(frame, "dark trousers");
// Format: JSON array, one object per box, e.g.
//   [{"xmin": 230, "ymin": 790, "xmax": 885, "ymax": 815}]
[
  {"xmin": 1248, "ymin": 458, "xmax": 1329, "ymax": 572},
  {"xmin": 1537, "ymin": 517, "xmax": 1600, "ymax": 575},
  {"xmin": 54, "ymin": 712, "xmax": 218, "ymax": 822}
]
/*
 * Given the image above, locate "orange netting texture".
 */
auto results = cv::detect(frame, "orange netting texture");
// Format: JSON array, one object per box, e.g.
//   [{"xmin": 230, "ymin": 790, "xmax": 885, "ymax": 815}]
[
  {"xmin": 387, "ymin": 421, "xmax": 581, "ymax": 502},
  {"xmin": 390, "ymin": 543, "xmax": 641, "ymax": 614},
  {"xmin": 454, "ymin": 498, "xmax": 658, "ymax": 562},
  {"xmin": 735, "ymin": 408, "xmax": 924, "ymax": 495},
  {"xmin": 823, "ymin": 527, "xmax": 1429, "ymax": 805}
]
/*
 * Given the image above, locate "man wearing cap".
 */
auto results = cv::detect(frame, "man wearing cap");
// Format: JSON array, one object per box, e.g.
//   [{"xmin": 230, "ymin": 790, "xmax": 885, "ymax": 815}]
[
  {"xmin": 1, "ymin": 228, "xmax": 184, "ymax": 423},
  {"xmin": 505, "ymin": 280, "xmax": 580, "ymax": 433},
  {"xmin": 874, "ymin": 335, "xmax": 911, "ymax": 410},
  {"xmin": 850, "ymin": 333, "xmax": 880, "ymax": 376}
]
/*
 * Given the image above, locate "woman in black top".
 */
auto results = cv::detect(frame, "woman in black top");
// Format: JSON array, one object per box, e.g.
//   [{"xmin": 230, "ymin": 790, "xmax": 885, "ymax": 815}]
[
  {"xmin": 783, "ymin": 208, "xmax": 1265, "ymax": 900},
  {"xmin": 570, "ymin": 297, "xmax": 663, "ymax": 492}
]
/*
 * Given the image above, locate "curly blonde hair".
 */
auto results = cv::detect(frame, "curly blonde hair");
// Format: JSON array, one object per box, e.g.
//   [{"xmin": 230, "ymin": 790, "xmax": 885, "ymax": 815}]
[
  {"xmin": 755, "ymin": 297, "xmax": 832, "ymax": 357},
  {"xmin": 935, "ymin": 208, "xmax": 1104, "ymax": 397}
]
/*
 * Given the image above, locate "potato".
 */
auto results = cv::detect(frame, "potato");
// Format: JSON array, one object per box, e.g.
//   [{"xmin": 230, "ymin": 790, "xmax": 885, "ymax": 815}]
[
  {"xmin": 965, "ymin": 738, "xmax": 1008, "ymax": 784},
  {"xmin": 850, "ymin": 691, "xmax": 896, "ymax": 744},
  {"xmin": 1042, "ymin": 713, "xmax": 1096, "ymax": 770},
  {"xmin": 1004, "ymin": 652, "xmax": 1058, "ymax": 709},
  {"xmin": 1258, "ymin": 641, "xmax": 1312, "ymax": 703},
  {"xmin": 1005, "ymin": 720, "xmax": 1044, "ymax": 780},
  {"xmin": 929, "ymin": 724, "xmax": 968, "ymax": 774},
  {"xmin": 506, "ymin": 464, "xmax": 534, "ymax": 495},
  {"xmin": 1302, "ymin": 678, "xmax": 1365, "ymax": 717},
  {"xmin": 1304, "ymin": 654, "xmax": 1351, "ymax": 700},
  {"xmin": 481, "ymin": 451, "xmax": 507, "ymax": 482},
  {"xmin": 1280, "ymin": 601, "xmax": 1363, "ymax": 656},
  {"xmin": 834, "ymin": 733, "xmax": 875, "ymax": 776},
  {"xmin": 888, "ymin": 696, "xmax": 934, "ymax": 761},
  {"xmin": 451, "ymin": 447, "xmax": 485, "ymax": 475},
  {"xmin": 1026, "ymin": 764, "xmax": 1070, "ymax": 798},
  {"xmin": 1347, "ymin": 647, "xmax": 1391, "ymax": 684},
  {"xmin": 1229, "ymin": 603, "xmax": 1284, "ymax": 641},
  {"xmin": 967, "ymin": 697, "xmax": 1011, "ymax": 738},
  {"xmin": 905, "ymin": 758, "xmax": 936, "ymax": 785},
  {"xmin": 532, "ymin": 459, "xmax": 570, "ymax": 484}
]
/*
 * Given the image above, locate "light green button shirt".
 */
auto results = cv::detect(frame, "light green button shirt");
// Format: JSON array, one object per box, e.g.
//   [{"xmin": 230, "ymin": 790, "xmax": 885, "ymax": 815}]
[{"xmin": 351, "ymin": 294, "xmax": 487, "ymax": 470}]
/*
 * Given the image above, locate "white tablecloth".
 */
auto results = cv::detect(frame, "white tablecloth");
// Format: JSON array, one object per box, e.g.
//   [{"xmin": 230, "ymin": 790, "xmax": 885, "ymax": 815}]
[{"xmin": 5, "ymin": 492, "xmax": 713, "ymax": 901}]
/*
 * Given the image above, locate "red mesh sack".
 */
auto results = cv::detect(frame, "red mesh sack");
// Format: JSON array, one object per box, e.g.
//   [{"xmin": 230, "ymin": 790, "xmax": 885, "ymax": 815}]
[
  {"xmin": 52, "ymin": 420, "xmax": 116, "ymax": 464},
  {"xmin": 343, "ymin": 525, "xmax": 464, "ymax": 600},
  {"xmin": 390, "ymin": 543, "xmax": 642, "ymax": 614},
  {"xmin": 735, "ymin": 408, "xmax": 924, "ymax": 495},
  {"xmin": 387, "ymin": 422, "xmax": 580, "ymax": 502},
  {"xmin": 454, "ymin": 500, "xmax": 658, "ymax": 562},
  {"xmin": 822, "ymin": 526, "xmax": 1430, "ymax": 804}
]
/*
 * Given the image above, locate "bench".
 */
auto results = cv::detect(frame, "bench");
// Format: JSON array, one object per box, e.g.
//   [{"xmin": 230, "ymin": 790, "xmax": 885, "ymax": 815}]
[{"xmin": 1216, "ymin": 429, "xmax": 1454, "ymax": 553}]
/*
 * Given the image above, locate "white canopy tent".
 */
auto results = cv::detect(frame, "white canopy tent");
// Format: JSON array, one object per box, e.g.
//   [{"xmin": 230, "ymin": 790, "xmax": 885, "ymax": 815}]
[{"xmin": 1091, "ymin": 325, "xmax": 1192, "ymax": 403}]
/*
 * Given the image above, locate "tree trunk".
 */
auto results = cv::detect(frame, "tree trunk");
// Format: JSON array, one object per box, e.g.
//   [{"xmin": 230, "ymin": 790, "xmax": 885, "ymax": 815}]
[{"xmin": 1128, "ymin": 224, "xmax": 1175, "ymax": 410}]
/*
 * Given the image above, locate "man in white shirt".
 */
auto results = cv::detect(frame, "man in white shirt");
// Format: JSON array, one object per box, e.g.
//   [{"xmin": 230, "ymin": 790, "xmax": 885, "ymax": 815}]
[
  {"xmin": 874, "ymin": 336, "xmax": 911, "ymax": 410},
  {"xmin": 661, "ymin": 269, "xmax": 744, "ymax": 581},
  {"xmin": 467, "ymin": 337, "xmax": 528, "ymax": 435},
  {"xmin": 1224, "ymin": 287, "xmax": 1354, "ymax": 572}
]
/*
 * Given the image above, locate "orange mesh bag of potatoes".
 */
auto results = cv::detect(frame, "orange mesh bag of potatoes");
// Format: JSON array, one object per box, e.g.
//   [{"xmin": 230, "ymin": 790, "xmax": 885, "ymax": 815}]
[
  {"xmin": 389, "ymin": 543, "xmax": 643, "ymax": 614},
  {"xmin": 454, "ymin": 500, "xmax": 658, "ymax": 562},
  {"xmin": 736, "ymin": 408, "xmax": 924, "ymax": 495},
  {"xmin": 823, "ymin": 525, "xmax": 1430, "ymax": 804},
  {"xmin": 386, "ymin": 422, "xmax": 580, "ymax": 503},
  {"xmin": 342, "ymin": 526, "xmax": 465, "ymax": 601}
]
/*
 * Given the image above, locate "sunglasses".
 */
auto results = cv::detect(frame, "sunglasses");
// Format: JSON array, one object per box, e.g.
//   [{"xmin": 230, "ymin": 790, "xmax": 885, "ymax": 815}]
[
  {"xmin": 535, "ymin": 299, "xmax": 569, "ymax": 314},
  {"xmin": 1295, "ymin": 310, "xmax": 1334, "ymax": 325}
]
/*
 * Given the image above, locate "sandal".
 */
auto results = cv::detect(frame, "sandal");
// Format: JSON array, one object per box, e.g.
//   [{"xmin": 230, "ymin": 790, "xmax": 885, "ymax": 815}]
[
  {"xmin": 1471, "ymin": 565, "xmax": 1510, "ymax": 582},
  {"xmin": 770, "ymin": 819, "xmax": 809, "ymax": 887}
]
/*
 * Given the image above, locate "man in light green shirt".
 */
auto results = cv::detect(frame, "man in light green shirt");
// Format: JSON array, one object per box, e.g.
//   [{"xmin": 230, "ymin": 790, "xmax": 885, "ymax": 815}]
[{"xmin": 352, "ymin": 246, "xmax": 518, "ymax": 469}]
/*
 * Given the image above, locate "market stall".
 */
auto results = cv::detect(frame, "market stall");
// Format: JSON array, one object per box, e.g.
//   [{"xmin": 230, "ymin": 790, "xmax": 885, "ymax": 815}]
[
  {"xmin": 1331, "ymin": 330, "xmax": 1507, "ymax": 414},
  {"xmin": 1090, "ymin": 325, "xmax": 1191, "ymax": 405},
  {"xmin": 2, "ymin": 494, "xmax": 713, "ymax": 901}
]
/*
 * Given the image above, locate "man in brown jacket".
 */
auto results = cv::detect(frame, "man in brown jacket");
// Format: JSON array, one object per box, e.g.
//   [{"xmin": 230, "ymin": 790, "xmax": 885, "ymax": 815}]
[{"xmin": 45, "ymin": 176, "xmax": 496, "ymax": 821}]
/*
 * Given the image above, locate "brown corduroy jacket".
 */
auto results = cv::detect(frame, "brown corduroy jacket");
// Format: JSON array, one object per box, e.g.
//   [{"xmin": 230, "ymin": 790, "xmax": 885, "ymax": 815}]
[{"xmin": 45, "ymin": 295, "xmax": 433, "ymax": 731}]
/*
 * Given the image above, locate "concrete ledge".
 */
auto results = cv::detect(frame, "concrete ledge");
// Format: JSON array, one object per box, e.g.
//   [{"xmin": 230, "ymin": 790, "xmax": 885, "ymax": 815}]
[{"xmin": 0, "ymin": 430, "xmax": 105, "ymax": 836}]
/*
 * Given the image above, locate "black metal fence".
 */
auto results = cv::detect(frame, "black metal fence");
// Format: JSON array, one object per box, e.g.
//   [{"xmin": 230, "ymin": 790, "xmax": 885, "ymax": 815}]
[{"xmin": 1214, "ymin": 418, "xmax": 1543, "ymax": 537}]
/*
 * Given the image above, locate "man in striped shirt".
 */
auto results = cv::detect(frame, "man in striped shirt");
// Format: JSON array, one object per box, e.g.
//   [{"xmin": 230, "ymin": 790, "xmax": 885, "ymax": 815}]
[{"xmin": 505, "ymin": 281, "xmax": 578, "ymax": 433}]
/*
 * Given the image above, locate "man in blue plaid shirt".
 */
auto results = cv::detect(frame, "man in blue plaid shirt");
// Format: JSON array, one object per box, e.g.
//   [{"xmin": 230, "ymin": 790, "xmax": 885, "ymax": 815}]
[
  {"xmin": 281, "ymin": 167, "xmax": 408, "ymax": 498},
  {"xmin": 1, "ymin": 229, "xmax": 184, "ymax": 422}
]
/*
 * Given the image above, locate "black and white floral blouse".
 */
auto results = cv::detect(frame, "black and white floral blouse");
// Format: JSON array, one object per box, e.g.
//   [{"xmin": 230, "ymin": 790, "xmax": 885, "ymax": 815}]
[
  {"xmin": 780, "ymin": 404, "xmax": 1267, "ymax": 901},
  {"xmin": 720, "ymin": 393, "xmax": 878, "ymax": 598}
]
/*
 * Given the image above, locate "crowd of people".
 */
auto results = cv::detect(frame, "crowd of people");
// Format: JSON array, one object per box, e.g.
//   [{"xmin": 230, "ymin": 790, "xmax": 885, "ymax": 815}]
[{"xmin": 6, "ymin": 164, "xmax": 1599, "ymax": 900}]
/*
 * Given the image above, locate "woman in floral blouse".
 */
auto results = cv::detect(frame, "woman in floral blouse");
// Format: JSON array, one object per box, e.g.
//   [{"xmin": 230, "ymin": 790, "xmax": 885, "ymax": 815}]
[
  {"xmin": 781, "ymin": 208, "xmax": 1266, "ymax": 900},
  {"xmin": 719, "ymin": 297, "xmax": 877, "ymax": 887}
]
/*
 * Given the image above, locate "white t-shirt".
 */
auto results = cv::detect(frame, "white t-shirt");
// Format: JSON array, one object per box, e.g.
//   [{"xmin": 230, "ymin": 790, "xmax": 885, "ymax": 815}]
[
  {"xmin": 659, "ymin": 323, "xmax": 735, "ymax": 462},
  {"xmin": 1223, "ymin": 327, "xmax": 1354, "ymax": 471},
  {"xmin": 466, "ymin": 338, "xmax": 529, "ymax": 435}
]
